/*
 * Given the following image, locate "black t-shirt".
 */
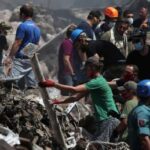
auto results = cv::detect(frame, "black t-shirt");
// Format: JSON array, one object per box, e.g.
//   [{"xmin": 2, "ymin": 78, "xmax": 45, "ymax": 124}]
[
  {"xmin": 0, "ymin": 35, "xmax": 8, "ymax": 51},
  {"xmin": 133, "ymin": 18, "xmax": 143, "ymax": 28},
  {"xmin": 85, "ymin": 40, "xmax": 125, "ymax": 67},
  {"xmin": 126, "ymin": 50, "xmax": 150, "ymax": 80}
]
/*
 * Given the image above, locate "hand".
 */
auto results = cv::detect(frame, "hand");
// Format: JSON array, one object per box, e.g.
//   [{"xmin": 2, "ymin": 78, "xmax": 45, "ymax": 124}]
[
  {"xmin": 38, "ymin": 80, "xmax": 55, "ymax": 87},
  {"xmin": 3, "ymin": 56, "xmax": 12, "ymax": 66},
  {"xmin": 3, "ymin": 57, "xmax": 13, "ymax": 76}
]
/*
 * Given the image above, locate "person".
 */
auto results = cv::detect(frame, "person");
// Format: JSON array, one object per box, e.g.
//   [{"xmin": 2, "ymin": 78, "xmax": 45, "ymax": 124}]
[
  {"xmin": 115, "ymin": 81, "xmax": 138, "ymax": 142},
  {"xmin": 58, "ymin": 24, "xmax": 76, "ymax": 95},
  {"xmin": 108, "ymin": 64, "xmax": 139, "ymax": 89},
  {"xmin": 95, "ymin": 6, "xmax": 118, "ymax": 39},
  {"xmin": 123, "ymin": 9, "xmax": 134, "ymax": 26},
  {"xmin": 71, "ymin": 28, "xmax": 125, "ymax": 70},
  {"xmin": 115, "ymin": 6, "xmax": 123, "ymax": 20},
  {"xmin": 126, "ymin": 31, "xmax": 150, "ymax": 80},
  {"xmin": 77, "ymin": 10, "xmax": 101, "ymax": 40},
  {"xmin": 4, "ymin": 4, "xmax": 41, "ymax": 89},
  {"xmin": 39, "ymin": 55, "xmax": 119, "ymax": 142},
  {"xmin": 101, "ymin": 19, "xmax": 130, "ymax": 58},
  {"xmin": 70, "ymin": 28, "xmax": 88, "ymax": 84},
  {"xmin": 0, "ymin": 22, "xmax": 11, "ymax": 66},
  {"xmin": 128, "ymin": 79, "xmax": 150, "ymax": 150},
  {"xmin": 133, "ymin": 7, "xmax": 150, "ymax": 31}
]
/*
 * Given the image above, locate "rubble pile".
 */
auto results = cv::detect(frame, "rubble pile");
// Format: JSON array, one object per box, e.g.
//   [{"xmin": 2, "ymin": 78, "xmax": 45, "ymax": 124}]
[{"xmin": 0, "ymin": 88, "xmax": 52, "ymax": 149}]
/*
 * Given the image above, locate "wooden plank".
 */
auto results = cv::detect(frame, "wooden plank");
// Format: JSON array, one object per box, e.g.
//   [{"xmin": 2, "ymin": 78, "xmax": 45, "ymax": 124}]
[{"xmin": 30, "ymin": 53, "xmax": 67, "ymax": 150}]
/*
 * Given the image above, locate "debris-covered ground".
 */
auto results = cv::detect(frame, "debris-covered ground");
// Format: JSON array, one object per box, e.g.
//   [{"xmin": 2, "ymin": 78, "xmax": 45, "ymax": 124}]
[
  {"xmin": 0, "ymin": 86, "xmax": 130, "ymax": 150},
  {"xmin": 0, "ymin": 87, "xmax": 52, "ymax": 149}
]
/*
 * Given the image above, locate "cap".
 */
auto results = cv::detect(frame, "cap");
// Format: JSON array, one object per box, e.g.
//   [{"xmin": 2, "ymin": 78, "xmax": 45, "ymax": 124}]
[
  {"xmin": 85, "ymin": 56, "xmax": 104, "ymax": 70},
  {"xmin": 118, "ymin": 81, "xmax": 137, "ymax": 92}
]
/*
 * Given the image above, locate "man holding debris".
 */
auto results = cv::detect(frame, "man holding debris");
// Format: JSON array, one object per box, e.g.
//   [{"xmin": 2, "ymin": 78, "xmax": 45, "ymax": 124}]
[
  {"xmin": 39, "ymin": 55, "xmax": 119, "ymax": 142},
  {"xmin": 4, "ymin": 4, "xmax": 40, "ymax": 89}
]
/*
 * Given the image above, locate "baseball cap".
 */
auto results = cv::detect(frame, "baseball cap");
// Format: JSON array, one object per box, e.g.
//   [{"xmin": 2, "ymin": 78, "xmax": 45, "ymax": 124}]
[
  {"xmin": 86, "ymin": 56, "xmax": 100, "ymax": 66},
  {"xmin": 118, "ymin": 81, "xmax": 137, "ymax": 92}
]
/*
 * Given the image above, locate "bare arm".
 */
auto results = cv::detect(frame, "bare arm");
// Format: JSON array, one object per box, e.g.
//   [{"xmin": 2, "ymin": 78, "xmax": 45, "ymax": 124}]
[
  {"xmin": 139, "ymin": 135, "xmax": 150, "ymax": 150},
  {"xmin": 55, "ymin": 82, "xmax": 88, "ymax": 93},
  {"xmin": 8, "ymin": 39, "xmax": 22, "ymax": 58},
  {"xmin": 116, "ymin": 118, "xmax": 127, "ymax": 134},
  {"xmin": 58, "ymin": 92, "xmax": 88, "ymax": 104},
  {"xmin": 63, "ymin": 55, "xmax": 74, "ymax": 75}
]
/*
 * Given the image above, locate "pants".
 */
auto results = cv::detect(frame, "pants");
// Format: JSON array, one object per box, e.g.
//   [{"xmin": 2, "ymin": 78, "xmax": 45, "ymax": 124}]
[
  {"xmin": 81, "ymin": 117, "xmax": 120, "ymax": 142},
  {"xmin": 5, "ymin": 58, "xmax": 36, "ymax": 89},
  {"xmin": 58, "ymin": 74, "xmax": 73, "ymax": 96}
]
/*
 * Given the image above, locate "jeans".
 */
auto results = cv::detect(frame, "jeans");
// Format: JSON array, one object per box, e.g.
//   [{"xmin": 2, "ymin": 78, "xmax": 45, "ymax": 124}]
[
  {"xmin": 3, "ymin": 58, "xmax": 36, "ymax": 89},
  {"xmin": 58, "ymin": 73, "xmax": 73, "ymax": 96}
]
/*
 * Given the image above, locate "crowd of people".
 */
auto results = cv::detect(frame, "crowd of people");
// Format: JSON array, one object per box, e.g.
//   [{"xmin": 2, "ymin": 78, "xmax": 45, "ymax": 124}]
[
  {"xmin": 0, "ymin": 3, "xmax": 149, "ymax": 150},
  {"xmin": 39, "ymin": 5, "xmax": 150, "ymax": 150}
]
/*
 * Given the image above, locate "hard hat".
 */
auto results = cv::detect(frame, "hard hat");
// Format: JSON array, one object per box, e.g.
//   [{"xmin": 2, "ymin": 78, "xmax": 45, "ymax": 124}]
[
  {"xmin": 71, "ymin": 29, "xmax": 84, "ymax": 42},
  {"xmin": 104, "ymin": 7, "xmax": 118, "ymax": 18},
  {"xmin": 137, "ymin": 80, "xmax": 150, "ymax": 97}
]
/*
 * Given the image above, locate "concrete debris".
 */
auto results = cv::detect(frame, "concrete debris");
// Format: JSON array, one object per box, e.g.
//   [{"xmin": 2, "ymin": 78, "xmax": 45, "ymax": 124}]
[{"xmin": 0, "ymin": 88, "xmax": 52, "ymax": 149}]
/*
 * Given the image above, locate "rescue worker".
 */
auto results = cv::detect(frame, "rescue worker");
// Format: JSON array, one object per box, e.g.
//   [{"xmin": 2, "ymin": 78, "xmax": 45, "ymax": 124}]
[
  {"xmin": 101, "ymin": 19, "xmax": 130, "ymax": 58},
  {"xmin": 77, "ymin": 10, "xmax": 101, "ymax": 40},
  {"xmin": 4, "ymin": 4, "xmax": 41, "ymax": 89},
  {"xmin": 126, "ymin": 31, "xmax": 150, "ymax": 80},
  {"xmin": 95, "ymin": 6, "xmax": 118, "ymax": 39},
  {"xmin": 133, "ymin": 7, "xmax": 150, "ymax": 31},
  {"xmin": 39, "ymin": 55, "xmax": 120, "ymax": 142},
  {"xmin": 128, "ymin": 79, "xmax": 150, "ymax": 150}
]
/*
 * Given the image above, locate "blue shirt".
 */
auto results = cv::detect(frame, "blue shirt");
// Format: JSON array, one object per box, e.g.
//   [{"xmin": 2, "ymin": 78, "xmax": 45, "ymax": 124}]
[
  {"xmin": 128, "ymin": 104, "xmax": 150, "ymax": 150},
  {"xmin": 15, "ymin": 20, "xmax": 41, "ymax": 58},
  {"xmin": 78, "ymin": 21, "xmax": 95, "ymax": 40}
]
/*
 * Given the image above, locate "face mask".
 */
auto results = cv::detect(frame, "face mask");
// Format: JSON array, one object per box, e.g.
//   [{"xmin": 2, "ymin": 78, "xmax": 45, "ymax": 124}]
[
  {"xmin": 127, "ymin": 18, "xmax": 134, "ymax": 25},
  {"xmin": 108, "ymin": 22, "xmax": 116, "ymax": 28},
  {"xmin": 134, "ymin": 42, "xmax": 143, "ymax": 51}
]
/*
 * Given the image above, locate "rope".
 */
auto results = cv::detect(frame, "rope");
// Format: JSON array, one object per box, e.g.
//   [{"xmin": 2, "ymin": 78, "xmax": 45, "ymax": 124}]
[{"xmin": 85, "ymin": 141, "xmax": 130, "ymax": 150}]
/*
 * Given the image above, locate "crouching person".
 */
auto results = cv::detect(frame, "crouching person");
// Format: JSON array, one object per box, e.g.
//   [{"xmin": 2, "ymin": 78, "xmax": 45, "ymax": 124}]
[{"xmin": 39, "ymin": 56, "xmax": 120, "ymax": 142}]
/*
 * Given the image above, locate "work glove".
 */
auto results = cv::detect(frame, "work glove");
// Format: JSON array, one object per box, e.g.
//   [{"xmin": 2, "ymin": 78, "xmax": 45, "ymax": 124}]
[{"xmin": 38, "ymin": 80, "xmax": 55, "ymax": 87}]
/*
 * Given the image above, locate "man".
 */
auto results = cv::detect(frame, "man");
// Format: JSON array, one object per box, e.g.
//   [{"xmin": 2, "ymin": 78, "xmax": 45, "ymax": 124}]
[
  {"xmin": 101, "ymin": 19, "xmax": 130, "ymax": 58},
  {"xmin": 95, "ymin": 6, "xmax": 118, "ymax": 39},
  {"xmin": 115, "ymin": 81, "xmax": 138, "ymax": 142},
  {"xmin": 133, "ymin": 7, "xmax": 150, "ymax": 31},
  {"xmin": 128, "ymin": 79, "xmax": 150, "ymax": 150},
  {"xmin": 71, "ymin": 28, "xmax": 125, "ymax": 70},
  {"xmin": 108, "ymin": 64, "xmax": 139, "ymax": 89},
  {"xmin": 39, "ymin": 56, "xmax": 119, "ymax": 142},
  {"xmin": 58, "ymin": 25, "xmax": 76, "ymax": 95},
  {"xmin": 123, "ymin": 9, "xmax": 134, "ymax": 26},
  {"xmin": 4, "ymin": 4, "xmax": 40, "ymax": 89},
  {"xmin": 126, "ymin": 31, "xmax": 150, "ymax": 80},
  {"xmin": 78, "ymin": 10, "xmax": 101, "ymax": 40}
]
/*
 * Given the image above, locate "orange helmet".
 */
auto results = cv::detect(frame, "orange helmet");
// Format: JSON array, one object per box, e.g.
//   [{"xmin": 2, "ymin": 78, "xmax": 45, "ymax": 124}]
[{"xmin": 104, "ymin": 7, "xmax": 118, "ymax": 18}]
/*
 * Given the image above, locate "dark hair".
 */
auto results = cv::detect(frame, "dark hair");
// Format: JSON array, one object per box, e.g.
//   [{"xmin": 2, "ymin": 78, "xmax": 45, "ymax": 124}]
[
  {"xmin": 116, "ymin": 19, "xmax": 130, "ymax": 27},
  {"xmin": 123, "ymin": 9, "xmax": 133, "ymax": 17},
  {"xmin": 20, "ymin": 4, "xmax": 34, "ymax": 17},
  {"xmin": 66, "ymin": 24, "xmax": 76, "ymax": 38},
  {"xmin": 126, "ymin": 64, "xmax": 139, "ymax": 74},
  {"xmin": 115, "ymin": 6, "xmax": 123, "ymax": 19},
  {"xmin": 87, "ymin": 10, "xmax": 101, "ymax": 20}
]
